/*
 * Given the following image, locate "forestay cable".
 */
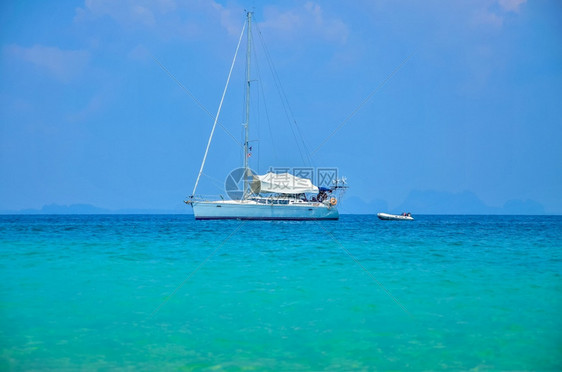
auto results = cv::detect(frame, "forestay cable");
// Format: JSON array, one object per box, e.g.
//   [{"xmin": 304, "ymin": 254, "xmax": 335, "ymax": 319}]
[{"xmin": 192, "ymin": 21, "xmax": 246, "ymax": 197}]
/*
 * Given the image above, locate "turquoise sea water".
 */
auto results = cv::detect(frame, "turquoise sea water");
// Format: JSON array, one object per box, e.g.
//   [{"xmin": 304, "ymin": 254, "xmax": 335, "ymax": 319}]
[{"xmin": 1, "ymin": 215, "xmax": 561, "ymax": 370}]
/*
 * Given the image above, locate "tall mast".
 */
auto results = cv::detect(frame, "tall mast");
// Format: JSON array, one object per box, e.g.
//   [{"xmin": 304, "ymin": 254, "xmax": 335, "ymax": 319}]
[
  {"xmin": 243, "ymin": 11, "xmax": 252, "ymax": 197},
  {"xmin": 190, "ymin": 18, "xmax": 246, "ymax": 199}
]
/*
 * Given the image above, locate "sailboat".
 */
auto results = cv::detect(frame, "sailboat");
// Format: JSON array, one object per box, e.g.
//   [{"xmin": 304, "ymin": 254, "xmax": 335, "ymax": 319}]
[{"xmin": 185, "ymin": 11, "xmax": 345, "ymax": 220}]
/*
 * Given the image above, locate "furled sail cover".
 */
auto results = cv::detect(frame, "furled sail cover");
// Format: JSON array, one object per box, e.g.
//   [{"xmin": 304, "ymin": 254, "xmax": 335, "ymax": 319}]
[{"xmin": 251, "ymin": 172, "xmax": 319, "ymax": 194}]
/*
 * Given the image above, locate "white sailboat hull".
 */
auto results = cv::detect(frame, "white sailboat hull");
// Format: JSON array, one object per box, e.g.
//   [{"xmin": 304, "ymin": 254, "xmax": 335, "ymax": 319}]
[{"xmin": 192, "ymin": 200, "xmax": 339, "ymax": 220}]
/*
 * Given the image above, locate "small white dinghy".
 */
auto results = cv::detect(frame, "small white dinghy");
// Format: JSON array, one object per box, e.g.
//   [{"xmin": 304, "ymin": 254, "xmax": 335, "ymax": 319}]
[{"xmin": 377, "ymin": 212, "xmax": 414, "ymax": 221}]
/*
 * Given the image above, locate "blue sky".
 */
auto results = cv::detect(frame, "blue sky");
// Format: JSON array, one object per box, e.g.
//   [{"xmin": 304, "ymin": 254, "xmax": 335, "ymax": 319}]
[{"xmin": 1, "ymin": 0, "xmax": 561, "ymax": 213}]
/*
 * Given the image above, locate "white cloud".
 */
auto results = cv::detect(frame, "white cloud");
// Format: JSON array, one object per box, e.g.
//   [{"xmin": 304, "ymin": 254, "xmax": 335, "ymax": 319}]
[
  {"xmin": 498, "ymin": 0, "xmax": 527, "ymax": 12},
  {"xmin": 131, "ymin": 5, "xmax": 156, "ymax": 26},
  {"xmin": 260, "ymin": 2, "xmax": 349, "ymax": 44},
  {"xmin": 4, "ymin": 45, "xmax": 90, "ymax": 83},
  {"xmin": 73, "ymin": 0, "xmax": 347, "ymax": 45},
  {"xmin": 261, "ymin": 7, "xmax": 302, "ymax": 33},
  {"xmin": 472, "ymin": 0, "xmax": 527, "ymax": 29},
  {"xmin": 74, "ymin": 0, "xmax": 165, "ymax": 27},
  {"xmin": 473, "ymin": 9, "xmax": 504, "ymax": 28},
  {"xmin": 128, "ymin": 44, "xmax": 151, "ymax": 61},
  {"xmin": 304, "ymin": 2, "xmax": 348, "ymax": 43},
  {"xmin": 67, "ymin": 91, "xmax": 107, "ymax": 123},
  {"xmin": 74, "ymin": 0, "xmax": 246, "ymax": 41},
  {"xmin": 210, "ymin": 2, "xmax": 243, "ymax": 37}
]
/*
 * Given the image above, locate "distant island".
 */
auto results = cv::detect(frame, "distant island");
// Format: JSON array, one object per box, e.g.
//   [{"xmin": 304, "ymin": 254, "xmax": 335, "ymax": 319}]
[
  {"xmin": 339, "ymin": 190, "xmax": 546, "ymax": 215},
  {"xmin": 1, "ymin": 203, "xmax": 192, "ymax": 215}
]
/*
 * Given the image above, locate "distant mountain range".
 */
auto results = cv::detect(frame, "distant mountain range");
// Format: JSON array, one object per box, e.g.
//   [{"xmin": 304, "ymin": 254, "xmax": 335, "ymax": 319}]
[
  {"xmin": 340, "ymin": 190, "xmax": 546, "ymax": 215},
  {"xmin": 0, "ymin": 191, "xmax": 548, "ymax": 215}
]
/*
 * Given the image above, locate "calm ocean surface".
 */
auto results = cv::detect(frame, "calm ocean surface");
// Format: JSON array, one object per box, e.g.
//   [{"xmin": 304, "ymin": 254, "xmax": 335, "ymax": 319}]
[{"xmin": 1, "ymin": 214, "xmax": 560, "ymax": 370}]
